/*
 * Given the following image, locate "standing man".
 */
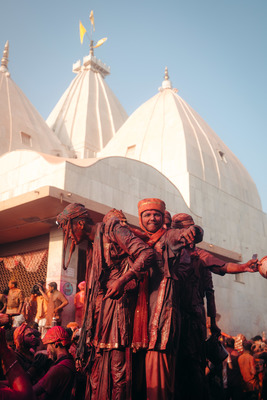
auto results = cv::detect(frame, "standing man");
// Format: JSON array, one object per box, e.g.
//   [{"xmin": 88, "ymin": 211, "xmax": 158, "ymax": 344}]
[
  {"xmin": 46, "ymin": 282, "xmax": 68, "ymax": 327},
  {"xmin": 74, "ymin": 281, "xmax": 86, "ymax": 327},
  {"xmin": 238, "ymin": 340, "xmax": 259, "ymax": 399},
  {"xmin": 6, "ymin": 280, "xmax": 25, "ymax": 327},
  {"xmin": 137, "ymin": 198, "xmax": 203, "ymax": 400},
  {"xmin": 35, "ymin": 281, "xmax": 48, "ymax": 338},
  {"xmin": 56, "ymin": 204, "xmax": 155, "ymax": 400},
  {"xmin": 171, "ymin": 213, "xmax": 259, "ymax": 400}
]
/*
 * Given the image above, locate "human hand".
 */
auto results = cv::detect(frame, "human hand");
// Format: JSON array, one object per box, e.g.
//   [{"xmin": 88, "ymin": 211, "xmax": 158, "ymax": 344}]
[
  {"xmin": 210, "ymin": 323, "xmax": 221, "ymax": 338},
  {"xmin": 181, "ymin": 226, "xmax": 196, "ymax": 244},
  {"xmin": 243, "ymin": 259, "xmax": 259, "ymax": 272},
  {"xmin": 32, "ymin": 353, "xmax": 49, "ymax": 371},
  {"xmin": 0, "ymin": 314, "xmax": 10, "ymax": 326},
  {"xmin": 103, "ymin": 280, "xmax": 124, "ymax": 300}
]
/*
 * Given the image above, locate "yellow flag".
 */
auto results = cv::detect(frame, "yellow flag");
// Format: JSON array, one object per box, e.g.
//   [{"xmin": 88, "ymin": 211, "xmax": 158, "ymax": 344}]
[
  {"xmin": 79, "ymin": 21, "xmax": 87, "ymax": 44},
  {"xmin": 89, "ymin": 10, "xmax": 95, "ymax": 31},
  {"xmin": 94, "ymin": 37, "xmax": 107, "ymax": 49}
]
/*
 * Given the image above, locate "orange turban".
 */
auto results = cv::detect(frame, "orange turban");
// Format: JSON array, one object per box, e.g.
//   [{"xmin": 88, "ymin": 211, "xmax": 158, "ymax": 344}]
[
  {"xmin": 171, "ymin": 213, "xmax": 194, "ymax": 229},
  {"xmin": 138, "ymin": 198, "xmax": 166, "ymax": 217}
]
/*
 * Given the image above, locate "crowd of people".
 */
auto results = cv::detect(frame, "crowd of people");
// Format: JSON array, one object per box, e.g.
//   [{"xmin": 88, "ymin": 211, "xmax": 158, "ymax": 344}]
[{"xmin": 0, "ymin": 198, "xmax": 263, "ymax": 399}]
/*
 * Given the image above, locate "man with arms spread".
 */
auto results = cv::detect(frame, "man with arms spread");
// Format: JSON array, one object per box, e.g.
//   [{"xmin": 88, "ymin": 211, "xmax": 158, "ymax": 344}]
[{"xmin": 172, "ymin": 213, "xmax": 258, "ymax": 400}]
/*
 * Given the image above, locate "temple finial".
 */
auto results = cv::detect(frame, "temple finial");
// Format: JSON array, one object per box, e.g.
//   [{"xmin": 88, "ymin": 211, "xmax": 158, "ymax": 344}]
[
  {"xmin": 164, "ymin": 66, "xmax": 169, "ymax": 81},
  {"xmin": 1, "ymin": 41, "xmax": 9, "ymax": 72},
  {"xmin": 159, "ymin": 66, "xmax": 173, "ymax": 91},
  {"xmin": 90, "ymin": 40, "xmax": 94, "ymax": 56}
]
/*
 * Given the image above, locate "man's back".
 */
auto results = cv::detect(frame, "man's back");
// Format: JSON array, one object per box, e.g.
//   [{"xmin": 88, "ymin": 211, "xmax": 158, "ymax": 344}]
[{"xmin": 238, "ymin": 351, "xmax": 257, "ymax": 391}]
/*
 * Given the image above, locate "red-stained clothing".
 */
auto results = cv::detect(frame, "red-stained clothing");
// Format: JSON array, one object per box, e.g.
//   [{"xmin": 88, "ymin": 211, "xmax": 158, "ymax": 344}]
[
  {"xmin": 33, "ymin": 355, "xmax": 75, "ymax": 400},
  {"xmin": 83, "ymin": 217, "xmax": 154, "ymax": 400},
  {"xmin": 91, "ymin": 217, "xmax": 154, "ymax": 350},
  {"xmin": 238, "ymin": 352, "xmax": 258, "ymax": 392},
  {"xmin": 177, "ymin": 246, "xmax": 226, "ymax": 400},
  {"xmin": 146, "ymin": 228, "xmax": 203, "ymax": 352},
  {"xmin": 144, "ymin": 227, "xmax": 203, "ymax": 400}
]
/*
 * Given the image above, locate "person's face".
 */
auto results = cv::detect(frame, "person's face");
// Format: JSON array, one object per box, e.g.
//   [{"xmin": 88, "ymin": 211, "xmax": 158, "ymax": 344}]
[
  {"xmin": 24, "ymin": 328, "xmax": 40, "ymax": 350},
  {"xmin": 48, "ymin": 285, "xmax": 55, "ymax": 293},
  {"xmin": 141, "ymin": 210, "xmax": 163, "ymax": 233},
  {"xmin": 46, "ymin": 343, "xmax": 57, "ymax": 361},
  {"xmin": 63, "ymin": 219, "xmax": 87, "ymax": 245}
]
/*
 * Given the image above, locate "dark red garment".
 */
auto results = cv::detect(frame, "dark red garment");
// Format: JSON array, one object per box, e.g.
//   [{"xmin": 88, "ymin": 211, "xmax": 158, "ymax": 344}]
[
  {"xmin": 79, "ymin": 217, "xmax": 154, "ymax": 400},
  {"xmin": 33, "ymin": 355, "xmax": 75, "ymax": 400},
  {"xmin": 147, "ymin": 228, "xmax": 203, "ymax": 352},
  {"xmin": 177, "ymin": 246, "xmax": 226, "ymax": 400},
  {"xmin": 142, "ymin": 226, "xmax": 203, "ymax": 400},
  {"xmin": 92, "ymin": 217, "xmax": 154, "ymax": 350}
]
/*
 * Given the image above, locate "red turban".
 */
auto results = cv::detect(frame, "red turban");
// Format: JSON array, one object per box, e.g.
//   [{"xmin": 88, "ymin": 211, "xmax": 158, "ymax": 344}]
[
  {"xmin": 171, "ymin": 213, "xmax": 194, "ymax": 229},
  {"xmin": 14, "ymin": 323, "xmax": 28, "ymax": 350},
  {"xmin": 103, "ymin": 209, "xmax": 127, "ymax": 224},
  {"xmin": 56, "ymin": 203, "xmax": 92, "ymax": 228},
  {"xmin": 56, "ymin": 203, "xmax": 92, "ymax": 270},
  {"xmin": 42, "ymin": 326, "xmax": 71, "ymax": 347}
]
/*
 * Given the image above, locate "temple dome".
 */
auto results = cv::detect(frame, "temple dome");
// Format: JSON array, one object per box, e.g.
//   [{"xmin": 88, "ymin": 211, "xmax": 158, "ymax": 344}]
[
  {"xmin": 0, "ymin": 41, "xmax": 68, "ymax": 158},
  {"xmin": 47, "ymin": 51, "xmax": 128, "ymax": 159},
  {"xmin": 100, "ymin": 68, "xmax": 262, "ymax": 211}
]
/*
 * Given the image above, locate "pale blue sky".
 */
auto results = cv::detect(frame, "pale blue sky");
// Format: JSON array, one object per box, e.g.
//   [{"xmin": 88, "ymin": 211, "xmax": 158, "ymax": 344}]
[{"xmin": 1, "ymin": 0, "xmax": 266, "ymax": 212}]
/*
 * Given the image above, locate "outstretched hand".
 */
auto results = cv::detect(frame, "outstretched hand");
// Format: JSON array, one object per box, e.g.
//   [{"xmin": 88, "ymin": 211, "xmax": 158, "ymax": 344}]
[{"xmin": 244, "ymin": 258, "xmax": 259, "ymax": 272}]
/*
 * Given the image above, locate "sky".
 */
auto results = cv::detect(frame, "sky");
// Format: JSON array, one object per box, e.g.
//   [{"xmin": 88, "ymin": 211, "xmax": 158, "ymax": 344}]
[{"xmin": 0, "ymin": 0, "xmax": 266, "ymax": 212}]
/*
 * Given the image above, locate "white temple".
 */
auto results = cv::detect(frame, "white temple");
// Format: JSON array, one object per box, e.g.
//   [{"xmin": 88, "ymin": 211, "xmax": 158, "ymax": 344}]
[{"xmin": 0, "ymin": 42, "xmax": 266, "ymax": 337}]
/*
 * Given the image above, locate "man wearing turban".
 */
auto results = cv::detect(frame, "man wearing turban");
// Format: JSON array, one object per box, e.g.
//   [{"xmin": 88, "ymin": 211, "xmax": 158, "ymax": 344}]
[
  {"xmin": 56, "ymin": 204, "xmax": 155, "ymax": 399},
  {"xmin": 33, "ymin": 326, "xmax": 75, "ymax": 400},
  {"xmin": 137, "ymin": 199, "xmax": 204, "ymax": 400},
  {"xmin": 13, "ymin": 322, "xmax": 48, "ymax": 384},
  {"xmin": 172, "ymin": 213, "xmax": 259, "ymax": 400}
]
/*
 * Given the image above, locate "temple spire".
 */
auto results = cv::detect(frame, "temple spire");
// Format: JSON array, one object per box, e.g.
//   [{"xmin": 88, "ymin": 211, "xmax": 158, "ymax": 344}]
[
  {"xmin": 1, "ymin": 41, "xmax": 9, "ymax": 72},
  {"xmin": 164, "ymin": 66, "xmax": 169, "ymax": 81},
  {"xmin": 159, "ymin": 66, "xmax": 173, "ymax": 91}
]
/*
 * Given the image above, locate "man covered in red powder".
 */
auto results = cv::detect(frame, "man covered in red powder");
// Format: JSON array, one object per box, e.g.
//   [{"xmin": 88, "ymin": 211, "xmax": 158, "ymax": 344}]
[
  {"xmin": 172, "ymin": 212, "xmax": 259, "ymax": 400},
  {"xmin": 56, "ymin": 204, "xmax": 155, "ymax": 400},
  {"xmin": 137, "ymin": 198, "xmax": 204, "ymax": 400},
  {"xmin": 0, "ymin": 326, "xmax": 35, "ymax": 400}
]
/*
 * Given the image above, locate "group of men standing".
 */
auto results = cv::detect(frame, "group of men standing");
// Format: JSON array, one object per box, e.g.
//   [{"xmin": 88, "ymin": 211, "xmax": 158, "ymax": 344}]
[
  {"xmin": 56, "ymin": 199, "xmax": 258, "ymax": 400},
  {"xmin": 1, "ymin": 279, "xmax": 69, "ymax": 334}
]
